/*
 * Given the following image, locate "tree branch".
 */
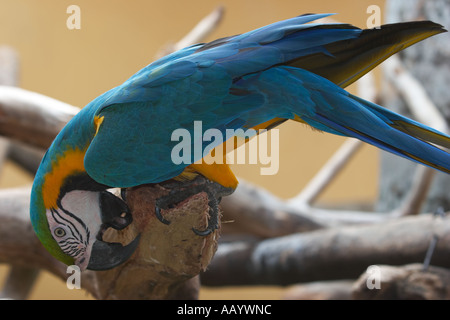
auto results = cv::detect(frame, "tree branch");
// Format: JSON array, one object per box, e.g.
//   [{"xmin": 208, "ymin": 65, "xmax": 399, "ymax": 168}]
[
  {"xmin": 353, "ymin": 264, "xmax": 450, "ymax": 300},
  {"xmin": 0, "ymin": 266, "xmax": 39, "ymax": 300},
  {"xmin": 154, "ymin": 6, "xmax": 225, "ymax": 59},
  {"xmin": 383, "ymin": 54, "xmax": 449, "ymax": 217},
  {"xmin": 0, "ymin": 86, "xmax": 78, "ymax": 149},
  {"xmin": 384, "ymin": 55, "xmax": 448, "ymax": 133},
  {"xmin": 288, "ymin": 138, "xmax": 363, "ymax": 208},
  {"xmin": 202, "ymin": 213, "xmax": 450, "ymax": 286}
]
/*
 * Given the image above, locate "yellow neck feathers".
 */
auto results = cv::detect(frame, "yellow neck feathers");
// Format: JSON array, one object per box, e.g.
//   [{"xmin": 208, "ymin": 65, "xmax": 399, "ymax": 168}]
[{"xmin": 42, "ymin": 147, "xmax": 87, "ymax": 209}]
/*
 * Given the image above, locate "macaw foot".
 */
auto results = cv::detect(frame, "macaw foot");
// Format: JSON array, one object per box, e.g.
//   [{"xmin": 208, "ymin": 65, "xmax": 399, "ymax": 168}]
[
  {"xmin": 192, "ymin": 191, "xmax": 219, "ymax": 236},
  {"xmin": 154, "ymin": 176, "xmax": 234, "ymax": 236}
]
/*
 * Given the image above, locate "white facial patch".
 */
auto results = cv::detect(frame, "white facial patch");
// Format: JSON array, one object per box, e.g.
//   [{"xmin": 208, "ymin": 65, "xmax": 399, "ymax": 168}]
[
  {"xmin": 60, "ymin": 190, "xmax": 103, "ymax": 231},
  {"xmin": 46, "ymin": 190, "xmax": 103, "ymax": 267}
]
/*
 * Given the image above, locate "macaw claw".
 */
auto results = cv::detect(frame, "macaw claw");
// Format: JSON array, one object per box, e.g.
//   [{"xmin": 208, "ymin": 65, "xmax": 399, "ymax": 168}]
[
  {"xmin": 192, "ymin": 194, "xmax": 219, "ymax": 236},
  {"xmin": 155, "ymin": 204, "xmax": 171, "ymax": 225},
  {"xmin": 154, "ymin": 176, "xmax": 234, "ymax": 236}
]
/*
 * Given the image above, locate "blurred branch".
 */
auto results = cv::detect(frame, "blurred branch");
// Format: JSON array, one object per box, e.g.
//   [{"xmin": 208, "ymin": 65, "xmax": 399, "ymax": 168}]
[
  {"xmin": 0, "ymin": 188, "xmax": 67, "ymax": 277},
  {"xmin": 221, "ymin": 178, "xmax": 386, "ymax": 238},
  {"xmin": 384, "ymin": 55, "xmax": 449, "ymax": 217},
  {"xmin": 0, "ymin": 46, "xmax": 20, "ymax": 169},
  {"xmin": 173, "ymin": 6, "xmax": 224, "ymax": 52},
  {"xmin": 288, "ymin": 138, "xmax": 363, "ymax": 208},
  {"xmin": 0, "ymin": 86, "xmax": 78, "ymax": 149},
  {"xmin": 384, "ymin": 55, "xmax": 448, "ymax": 132},
  {"xmin": 154, "ymin": 6, "xmax": 225, "ymax": 59},
  {"xmin": 283, "ymin": 280, "xmax": 353, "ymax": 300},
  {"xmin": 8, "ymin": 142, "xmax": 45, "ymax": 175},
  {"xmin": 283, "ymin": 263, "xmax": 450, "ymax": 300},
  {"xmin": 202, "ymin": 213, "xmax": 450, "ymax": 286},
  {"xmin": 0, "ymin": 46, "xmax": 19, "ymax": 86},
  {"xmin": 0, "ymin": 46, "xmax": 42, "ymax": 301},
  {"xmin": 0, "ymin": 266, "xmax": 39, "ymax": 300},
  {"xmin": 353, "ymin": 264, "xmax": 450, "ymax": 300},
  {"xmin": 220, "ymin": 179, "xmax": 324, "ymax": 238},
  {"xmin": 392, "ymin": 165, "xmax": 436, "ymax": 217}
]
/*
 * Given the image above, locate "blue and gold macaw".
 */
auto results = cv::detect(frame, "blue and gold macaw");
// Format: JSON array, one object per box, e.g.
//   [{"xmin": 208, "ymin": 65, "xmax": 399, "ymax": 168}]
[{"xmin": 30, "ymin": 14, "xmax": 450, "ymax": 271}]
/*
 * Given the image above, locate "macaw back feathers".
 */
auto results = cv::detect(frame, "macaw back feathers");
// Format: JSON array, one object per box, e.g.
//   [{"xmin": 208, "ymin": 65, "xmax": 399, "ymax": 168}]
[{"xmin": 80, "ymin": 13, "xmax": 449, "ymax": 188}]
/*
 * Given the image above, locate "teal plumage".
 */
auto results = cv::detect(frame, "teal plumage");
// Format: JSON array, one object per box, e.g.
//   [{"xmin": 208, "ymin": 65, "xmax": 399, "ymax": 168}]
[{"xmin": 30, "ymin": 14, "xmax": 450, "ymax": 269}]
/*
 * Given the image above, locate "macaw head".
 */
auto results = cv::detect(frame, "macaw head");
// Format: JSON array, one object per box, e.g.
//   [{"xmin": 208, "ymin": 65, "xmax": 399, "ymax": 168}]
[{"xmin": 30, "ymin": 115, "xmax": 140, "ymax": 271}]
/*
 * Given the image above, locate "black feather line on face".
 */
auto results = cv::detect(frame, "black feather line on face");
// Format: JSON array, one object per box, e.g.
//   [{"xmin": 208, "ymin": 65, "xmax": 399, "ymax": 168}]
[
  {"xmin": 51, "ymin": 207, "xmax": 83, "ymax": 241},
  {"xmin": 50, "ymin": 207, "xmax": 88, "ymax": 258},
  {"xmin": 58, "ymin": 172, "xmax": 110, "ymax": 203}
]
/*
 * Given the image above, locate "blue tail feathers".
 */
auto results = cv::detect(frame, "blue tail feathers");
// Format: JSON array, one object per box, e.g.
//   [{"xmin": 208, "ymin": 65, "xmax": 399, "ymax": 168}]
[
  {"xmin": 237, "ymin": 66, "xmax": 450, "ymax": 174},
  {"xmin": 293, "ymin": 69, "xmax": 450, "ymax": 173}
]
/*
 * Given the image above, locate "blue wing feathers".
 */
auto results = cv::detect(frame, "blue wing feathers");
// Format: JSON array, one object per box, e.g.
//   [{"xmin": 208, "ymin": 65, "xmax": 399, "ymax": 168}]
[
  {"xmin": 258, "ymin": 67, "xmax": 450, "ymax": 173},
  {"xmin": 94, "ymin": 14, "xmax": 361, "ymax": 111},
  {"xmin": 81, "ymin": 13, "xmax": 449, "ymax": 186}
]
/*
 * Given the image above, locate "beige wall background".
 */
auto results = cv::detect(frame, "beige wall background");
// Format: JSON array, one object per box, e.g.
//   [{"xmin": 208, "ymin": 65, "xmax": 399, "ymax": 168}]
[{"xmin": 0, "ymin": 0, "xmax": 385, "ymax": 299}]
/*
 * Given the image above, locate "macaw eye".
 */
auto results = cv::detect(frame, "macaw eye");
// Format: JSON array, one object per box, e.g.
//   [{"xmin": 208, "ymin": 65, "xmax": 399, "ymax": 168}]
[{"xmin": 54, "ymin": 227, "xmax": 66, "ymax": 238}]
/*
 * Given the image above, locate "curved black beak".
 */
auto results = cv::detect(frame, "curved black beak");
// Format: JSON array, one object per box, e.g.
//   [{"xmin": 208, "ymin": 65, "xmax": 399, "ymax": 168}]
[
  {"xmin": 86, "ymin": 190, "xmax": 140, "ymax": 271},
  {"xmin": 87, "ymin": 234, "xmax": 141, "ymax": 271}
]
